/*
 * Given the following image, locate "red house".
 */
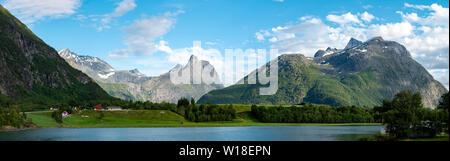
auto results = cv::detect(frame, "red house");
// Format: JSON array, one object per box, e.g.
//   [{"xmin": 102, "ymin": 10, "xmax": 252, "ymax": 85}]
[{"xmin": 94, "ymin": 105, "xmax": 102, "ymax": 111}]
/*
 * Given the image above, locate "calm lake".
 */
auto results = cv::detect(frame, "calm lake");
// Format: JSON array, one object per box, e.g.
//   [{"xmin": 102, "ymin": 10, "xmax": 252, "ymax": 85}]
[{"xmin": 0, "ymin": 126, "xmax": 384, "ymax": 141}]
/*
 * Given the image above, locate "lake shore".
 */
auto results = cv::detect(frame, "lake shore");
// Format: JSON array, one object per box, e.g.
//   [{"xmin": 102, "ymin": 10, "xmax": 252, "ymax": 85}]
[{"xmin": 0, "ymin": 126, "xmax": 38, "ymax": 132}]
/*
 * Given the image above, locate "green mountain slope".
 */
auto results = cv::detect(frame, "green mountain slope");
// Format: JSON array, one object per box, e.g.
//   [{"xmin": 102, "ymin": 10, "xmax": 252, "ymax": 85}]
[
  {"xmin": 0, "ymin": 5, "xmax": 117, "ymax": 110},
  {"xmin": 198, "ymin": 37, "xmax": 447, "ymax": 108}
]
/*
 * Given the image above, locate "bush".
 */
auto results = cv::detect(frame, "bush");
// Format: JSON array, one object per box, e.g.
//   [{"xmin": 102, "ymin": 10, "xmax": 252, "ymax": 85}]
[
  {"xmin": 51, "ymin": 110, "xmax": 63, "ymax": 123},
  {"xmin": 0, "ymin": 107, "xmax": 27, "ymax": 128}
]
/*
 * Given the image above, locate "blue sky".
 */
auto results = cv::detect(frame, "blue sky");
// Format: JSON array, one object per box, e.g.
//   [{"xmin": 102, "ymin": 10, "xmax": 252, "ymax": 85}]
[{"xmin": 1, "ymin": 0, "xmax": 449, "ymax": 88}]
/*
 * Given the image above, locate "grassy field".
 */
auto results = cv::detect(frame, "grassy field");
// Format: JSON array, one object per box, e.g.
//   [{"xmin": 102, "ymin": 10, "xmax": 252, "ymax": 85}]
[
  {"xmin": 401, "ymin": 135, "xmax": 449, "ymax": 141},
  {"xmin": 27, "ymin": 109, "xmax": 381, "ymax": 128},
  {"xmin": 26, "ymin": 112, "xmax": 61, "ymax": 128}
]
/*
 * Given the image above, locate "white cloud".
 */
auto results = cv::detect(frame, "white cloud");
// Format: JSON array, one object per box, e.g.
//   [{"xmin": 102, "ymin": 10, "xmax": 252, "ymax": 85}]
[
  {"xmin": 404, "ymin": 3, "xmax": 431, "ymax": 10},
  {"xmin": 368, "ymin": 22, "xmax": 414, "ymax": 39},
  {"xmin": 360, "ymin": 11, "xmax": 376, "ymax": 22},
  {"xmin": 256, "ymin": 16, "xmax": 366, "ymax": 55},
  {"xmin": 327, "ymin": 12, "xmax": 361, "ymax": 25},
  {"xmin": 362, "ymin": 5, "xmax": 373, "ymax": 9},
  {"xmin": 109, "ymin": 10, "xmax": 184, "ymax": 57},
  {"xmin": 97, "ymin": 0, "xmax": 137, "ymax": 31},
  {"xmin": 2, "ymin": 0, "xmax": 82, "ymax": 24},
  {"xmin": 255, "ymin": 32, "xmax": 265, "ymax": 41},
  {"xmin": 256, "ymin": 3, "xmax": 449, "ymax": 89},
  {"xmin": 273, "ymin": 0, "xmax": 284, "ymax": 2}
]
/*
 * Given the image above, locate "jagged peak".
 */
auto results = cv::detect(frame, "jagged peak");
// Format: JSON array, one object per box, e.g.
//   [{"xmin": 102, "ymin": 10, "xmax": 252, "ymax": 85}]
[
  {"xmin": 326, "ymin": 47, "xmax": 336, "ymax": 51},
  {"xmin": 129, "ymin": 68, "xmax": 140, "ymax": 73},
  {"xmin": 169, "ymin": 64, "xmax": 183, "ymax": 72},
  {"xmin": 58, "ymin": 48, "xmax": 78, "ymax": 59},
  {"xmin": 189, "ymin": 55, "xmax": 199, "ymax": 62},
  {"xmin": 344, "ymin": 37, "xmax": 363, "ymax": 50},
  {"xmin": 59, "ymin": 48, "xmax": 71, "ymax": 53}
]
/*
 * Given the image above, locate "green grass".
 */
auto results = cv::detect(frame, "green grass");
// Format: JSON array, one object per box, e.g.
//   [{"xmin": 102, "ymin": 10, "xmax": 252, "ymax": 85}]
[
  {"xmin": 26, "ymin": 112, "xmax": 60, "ymax": 128},
  {"xmin": 402, "ymin": 135, "xmax": 449, "ymax": 141},
  {"xmin": 27, "ymin": 110, "xmax": 382, "ymax": 128}
]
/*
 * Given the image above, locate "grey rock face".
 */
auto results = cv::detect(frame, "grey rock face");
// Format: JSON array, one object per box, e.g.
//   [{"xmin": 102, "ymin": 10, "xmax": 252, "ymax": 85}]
[
  {"xmin": 314, "ymin": 47, "xmax": 339, "ymax": 57},
  {"xmin": 344, "ymin": 37, "xmax": 364, "ymax": 50},
  {"xmin": 58, "ymin": 49, "xmax": 224, "ymax": 103}
]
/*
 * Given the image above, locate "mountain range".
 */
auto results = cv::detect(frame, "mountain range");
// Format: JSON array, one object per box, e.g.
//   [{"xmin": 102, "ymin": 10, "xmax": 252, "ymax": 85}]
[
  {"xmin": 198, "ymin": 37, "xmax": 448, "ymax": 108},
  {"xmin": 1, "ymin": 4, "xmax": 447, "ymax": 109},
  {"xmin": 58, "ymin": 49, "xmax": 224, "ymax": 103},
  {"xmin": 0, "ymin": 5, "xmax": 115, "ymax": 109}
]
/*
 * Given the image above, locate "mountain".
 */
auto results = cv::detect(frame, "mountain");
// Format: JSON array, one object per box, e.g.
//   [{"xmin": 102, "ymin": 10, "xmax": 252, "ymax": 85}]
[
  {"xmin": 344, "ymin": 38, "xmax": 363, "ymax": 50},
  {"xmin": 58, "ymin": 49, "xmax": 224, "ymax": 103},
  {"xmin": 0, "ymin": 5, "xmax": 116, "ymax": 109},
  {"xmin": 198, "ymin": 37, "xmax": 448, "ymax": 108},
  {"xmin": 314, "ymin": 47, "xmax": 338, "ymax": 57}
]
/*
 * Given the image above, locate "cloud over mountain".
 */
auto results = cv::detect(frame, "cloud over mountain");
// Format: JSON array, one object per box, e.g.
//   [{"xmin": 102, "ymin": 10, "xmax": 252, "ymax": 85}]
[{"xmin": 254, "ymin": 3, "xmax": 449, "ymax": 89}]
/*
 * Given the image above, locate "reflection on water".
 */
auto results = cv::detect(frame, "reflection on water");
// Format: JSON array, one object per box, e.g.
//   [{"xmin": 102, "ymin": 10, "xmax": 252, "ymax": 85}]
[{"xmin": 0, "ymin": 126, "xmax": 384, "ymax": 141}]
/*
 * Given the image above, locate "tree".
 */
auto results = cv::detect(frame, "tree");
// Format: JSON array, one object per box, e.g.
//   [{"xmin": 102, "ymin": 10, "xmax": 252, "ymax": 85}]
[
  {"xmin": 438, "ymin": 92, "xmax": 449, "ymax": 110},
  {"xmin": 382, "ymin": 91, "xmax": 424, "ymax": 138},
  {"xmin": 191, "ymin": 98, "xmax": 196, "ymax": 106},
  {"xmin": 68, "ymin": 99, "xmax": 79, "ymax": 108},
  {"xmin": 51, "ymin": 110, "xmax": 63, "ymax": 123},
  {"xmin": 437, "ymin": 92, "xmax": 449, "ymax": 134},
  {"xmin": 177, "ymin": 98, "xmax": 190, "ymax": 108}
]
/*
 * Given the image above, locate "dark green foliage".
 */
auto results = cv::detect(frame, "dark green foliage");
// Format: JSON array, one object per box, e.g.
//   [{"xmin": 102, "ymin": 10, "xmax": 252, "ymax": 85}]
[
  {"xmin": 0, "ymin": 107, "xmax": 26, "ymax": 128},
  {"xmin": 377, "ymin": 90, "xmax": 448, "ymax": 138},
  {"xmin": 438, "ymin": 92, "xmax": 449, "ymax": 110},
  {"xmin": 177, "ymin": 98, "xmax": 236, "ymax": 122},
  {"xmin": 177, "ymin": 98, "xmax": 190, "ymax": 109},
  {"xmin": 251, "ymin": 104, "xmax": 374, "ymax": 123},
  {"xmin": 51, "ymin": 110, "xmax": 63, "ymax": 124}
]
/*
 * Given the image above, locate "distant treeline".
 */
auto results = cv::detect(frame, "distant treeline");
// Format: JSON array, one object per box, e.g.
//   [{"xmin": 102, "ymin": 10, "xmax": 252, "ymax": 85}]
[{"xmin": 251, "ymin": 104, "xmax": 375, "ymax": 123}]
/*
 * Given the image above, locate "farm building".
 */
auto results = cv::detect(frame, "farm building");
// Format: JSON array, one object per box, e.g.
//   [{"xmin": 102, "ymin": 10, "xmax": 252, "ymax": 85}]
[
  {"xmin": 106, "ymin": 106, "xmax": 123, "ymax": 111},
  {"xmin": 94, "ymin": 105, "xmax": 102, "ymax": 111}
]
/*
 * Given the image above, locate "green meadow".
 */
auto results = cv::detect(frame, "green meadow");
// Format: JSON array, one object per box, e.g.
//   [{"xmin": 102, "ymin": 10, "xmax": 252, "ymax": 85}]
[{"xmin": 27, "ymin": 109, "xmax": 381, "ymax": 128}]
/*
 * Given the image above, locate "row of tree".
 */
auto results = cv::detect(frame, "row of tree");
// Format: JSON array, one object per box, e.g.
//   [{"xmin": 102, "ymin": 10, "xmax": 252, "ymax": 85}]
[
  {"xmin": 47, "ymin": 99, "xmax": 177, "ymax": 111},
  {"xmin": 176, "ymin": 98, "xmax": 236, "ymax": 122},
  {"xmin": 251, "ymin": 104, "xmax": 375, "ymax": 123}
]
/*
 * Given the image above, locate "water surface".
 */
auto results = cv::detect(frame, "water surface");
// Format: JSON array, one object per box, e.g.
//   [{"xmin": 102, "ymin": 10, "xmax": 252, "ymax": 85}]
[{"xmin": 0, "ymin": 126, "xmax": 383, "ymax": 141}]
